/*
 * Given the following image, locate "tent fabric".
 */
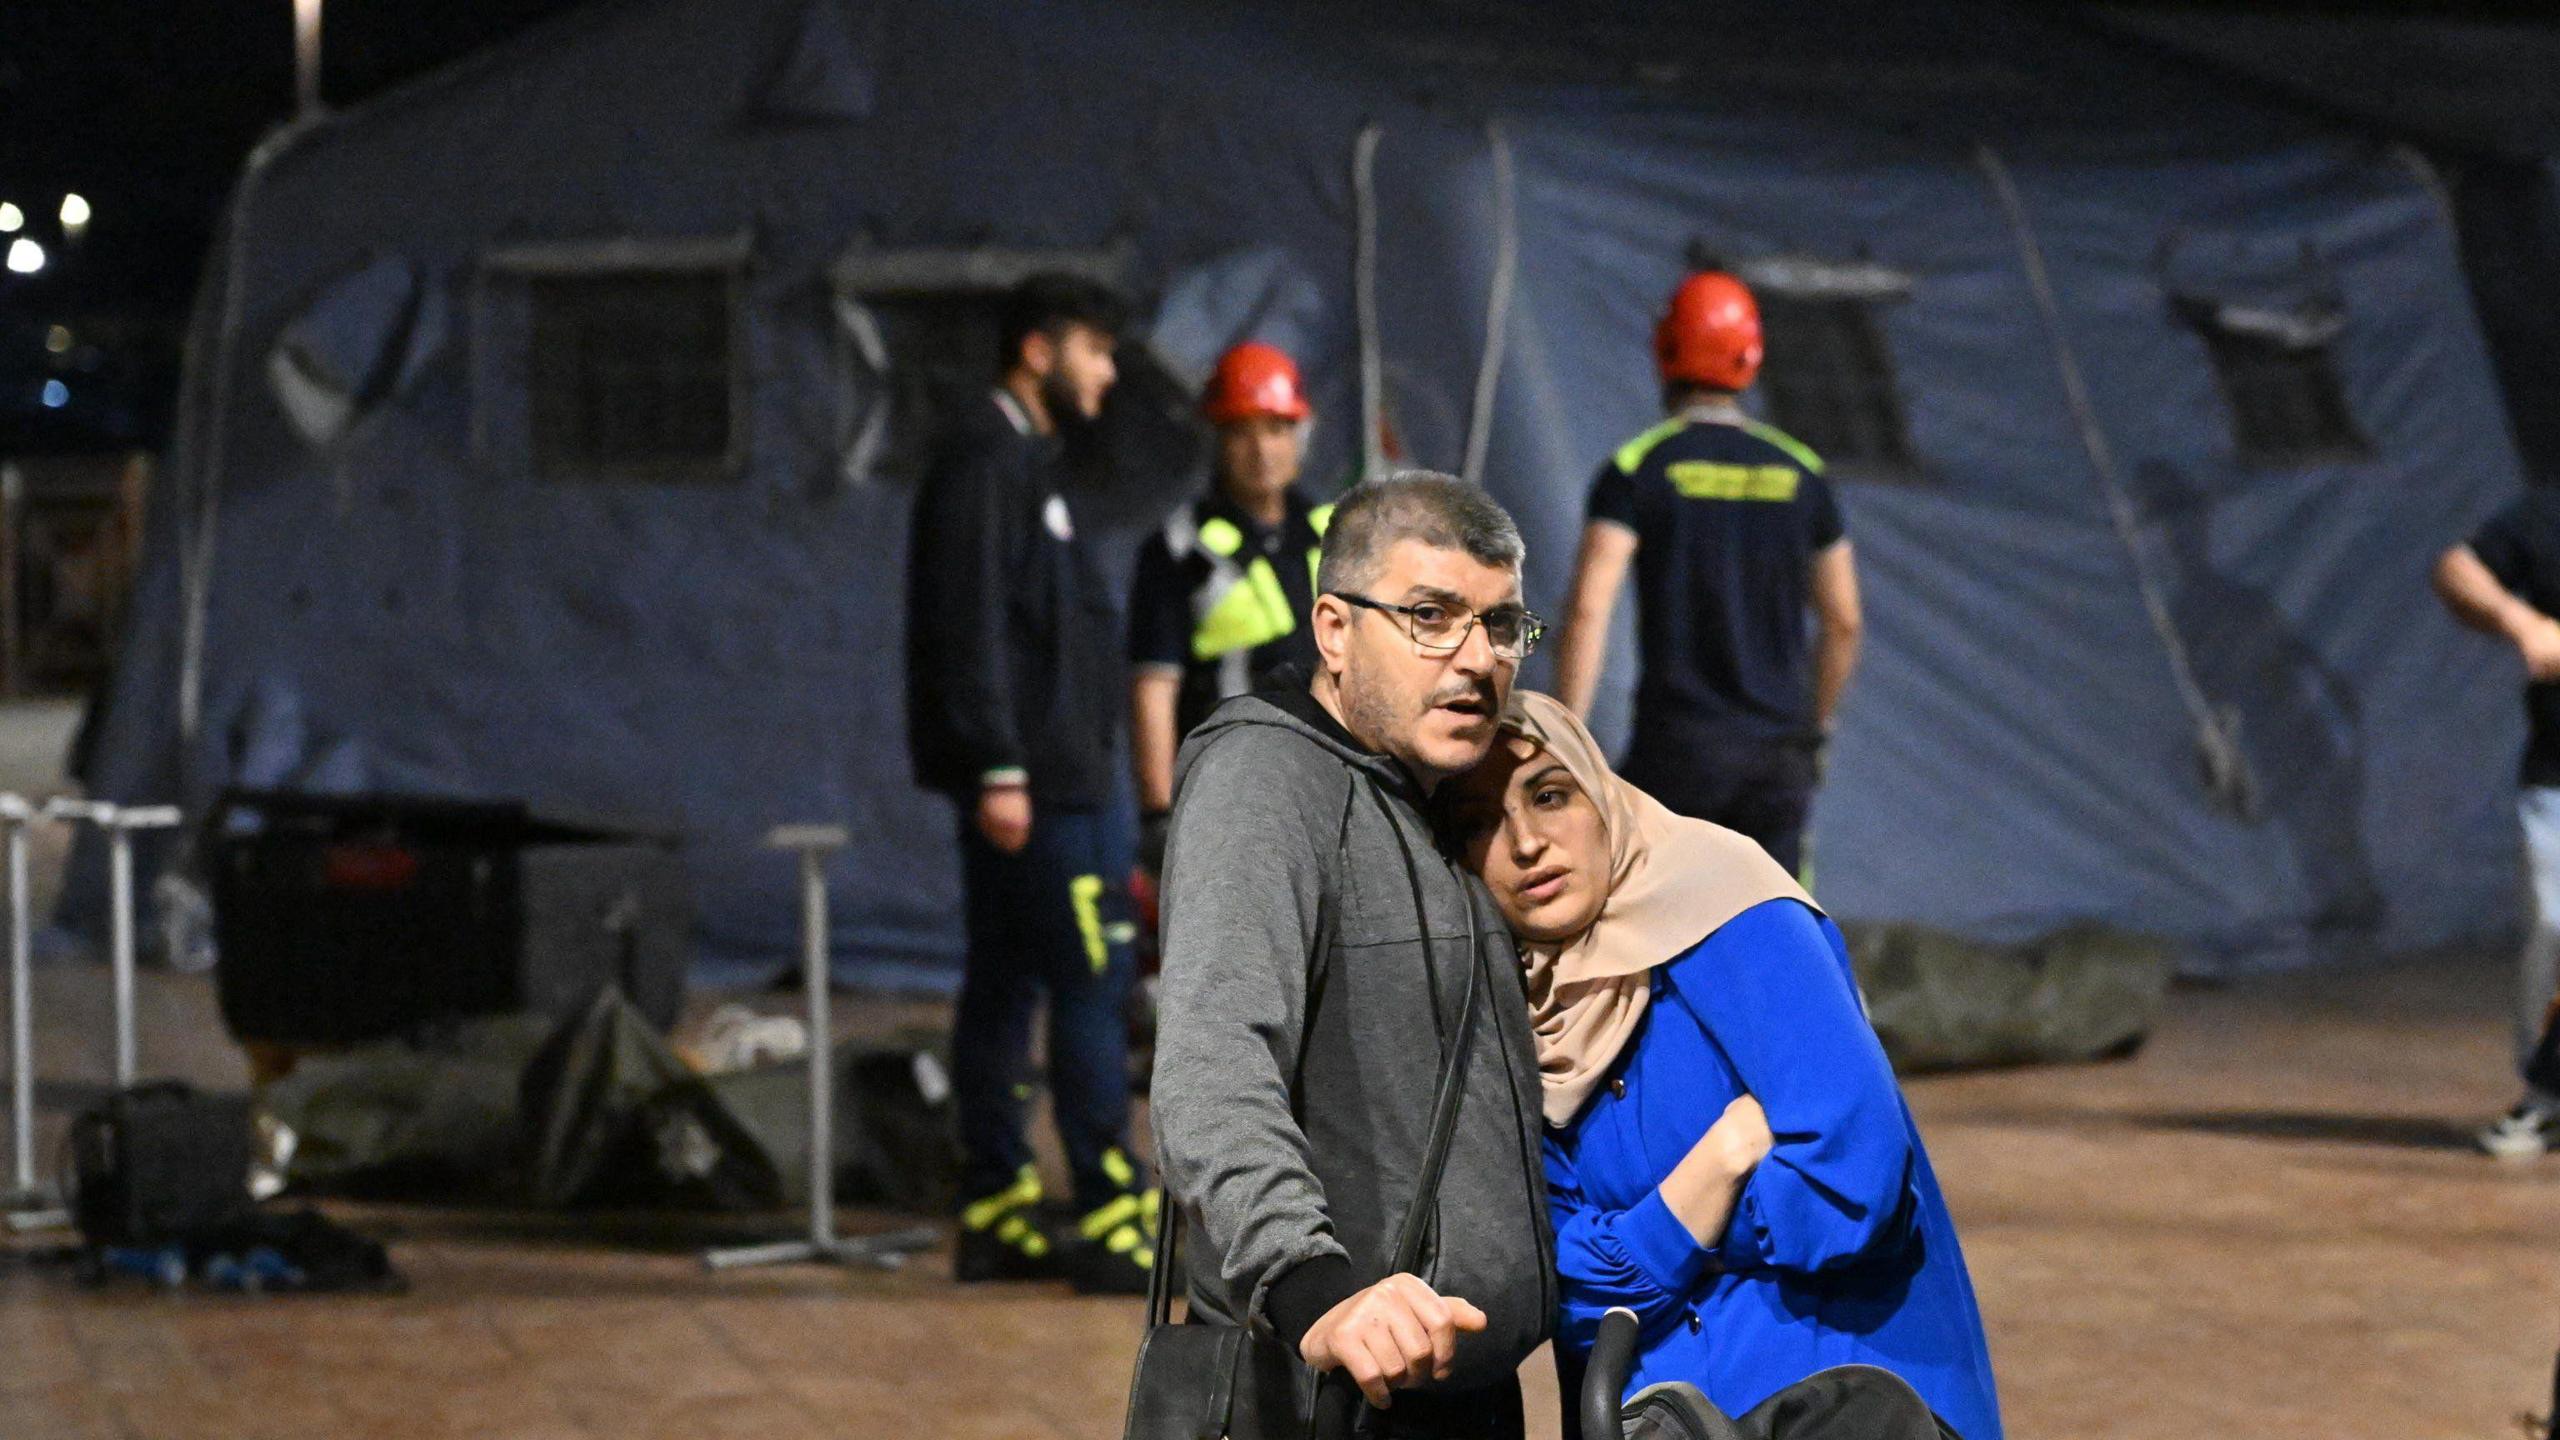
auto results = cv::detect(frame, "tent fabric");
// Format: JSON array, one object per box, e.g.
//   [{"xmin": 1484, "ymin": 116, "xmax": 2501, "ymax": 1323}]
[
  {"xmin": 753, "ymin": 0, "xmax": 879, "ymax": 125},
  {"xmin": 2083, "ymin": 8, "xmax": 2560, "ymax": 160},
  {"xmin": 74, "ymin": 0, "xmax": 2535, "ymax": 987}
]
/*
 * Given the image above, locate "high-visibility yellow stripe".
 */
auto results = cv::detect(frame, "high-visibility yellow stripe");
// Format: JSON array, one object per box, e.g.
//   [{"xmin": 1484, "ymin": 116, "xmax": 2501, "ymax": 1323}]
[
  {"xmin": 1197, "ymin": 516, "xmax": 1244, "ymax": 558},
  {"xmin": 1070, "ymin": 874, "xmax": 1107, "ymax": 974},
  {"xmin": 1191, "ymin": 556, "xmax": 1298, "ymax": 659},
  {"xmin": 961, "ymin": 1165, "xmax": 1043, "ymax": 1231},
  {"xmin": 1737, "ymin": 418, "xmax": 1826, "ymax": 474},
  {"xmin": 1101, "ymin": 1147, "xmax": 1136, "ymax": 1190},
  {"xmin": 1613, "ymin": 417, "xmax": 1689, "ymax": 474},
  {"xmin": 1079, "ymin": 1192, "xmax": 1146, "ymax": 1239},
  {"xmin": 1666, "ymin": 461, "xmax": 1800, "ymax": 503}
]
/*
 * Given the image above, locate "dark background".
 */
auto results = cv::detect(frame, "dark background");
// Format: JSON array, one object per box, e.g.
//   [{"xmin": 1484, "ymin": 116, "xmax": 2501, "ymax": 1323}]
[{"xmin": 5, "ymin": 0, "xmax": 2559, "ymax": 461}]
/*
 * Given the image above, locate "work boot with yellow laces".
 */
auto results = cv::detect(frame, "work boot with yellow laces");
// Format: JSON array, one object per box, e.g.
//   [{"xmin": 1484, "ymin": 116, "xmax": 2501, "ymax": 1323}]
[
  {"xmin": 954, "ymin": 1166, "xmax": 1057, "ymax": 1283},
  {"xmin": 1058, "ymin": 1148, "xmax": 1158, "ymax": 1294}
]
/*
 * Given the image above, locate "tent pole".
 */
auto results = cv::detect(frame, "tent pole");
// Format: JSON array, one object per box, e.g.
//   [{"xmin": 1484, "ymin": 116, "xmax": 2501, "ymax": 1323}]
[
  {"xmin": 1975, "ymin": 143, "xmax": 2253, "ymax": 820},
  {"xmin": 1460, "ymin": 120, "xmax": 1518, "ymax": 489},
  {"xmin": 1353, "ymin": 121, "xmax": 1386, "ymax": 481}
]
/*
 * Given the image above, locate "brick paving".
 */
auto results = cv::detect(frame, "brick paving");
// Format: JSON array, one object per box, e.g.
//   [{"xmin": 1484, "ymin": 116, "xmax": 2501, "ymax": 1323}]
[{"xmin": 3, "ymin": 946, "xmax": 2555, "ymax": 1437}]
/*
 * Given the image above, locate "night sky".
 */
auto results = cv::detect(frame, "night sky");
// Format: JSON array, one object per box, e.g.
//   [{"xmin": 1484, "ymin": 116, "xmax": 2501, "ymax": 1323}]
[{"xmin": 0, "ymin": 0, "xmax": 589, "ymax": 453}]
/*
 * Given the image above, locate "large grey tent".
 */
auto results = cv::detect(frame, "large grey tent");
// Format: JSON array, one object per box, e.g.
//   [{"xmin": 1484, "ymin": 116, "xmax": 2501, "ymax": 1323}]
[{"xmin": 77, "ymin": 0, "xmax": 2542, "ymax": 984}]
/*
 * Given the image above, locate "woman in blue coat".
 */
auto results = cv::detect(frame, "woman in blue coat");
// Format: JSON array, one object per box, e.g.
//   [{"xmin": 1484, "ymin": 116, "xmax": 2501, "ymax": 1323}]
[{"xmin": 1446, "ymin": 693, "xmax": 2001, "ymax": 1440}]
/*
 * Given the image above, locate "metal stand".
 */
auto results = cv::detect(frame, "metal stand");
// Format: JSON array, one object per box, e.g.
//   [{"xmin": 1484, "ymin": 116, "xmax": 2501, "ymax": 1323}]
[
  {"xmin": 2, "ymin": 794, "xmax": 66, "ymax": 1231},
  {"xmin": 47, "ymin": 801, "xmax": 182, "ymax": 1090},
  {"xmin": 702, "ymin": 825, "xmax": 935, "ymax": 1273}
]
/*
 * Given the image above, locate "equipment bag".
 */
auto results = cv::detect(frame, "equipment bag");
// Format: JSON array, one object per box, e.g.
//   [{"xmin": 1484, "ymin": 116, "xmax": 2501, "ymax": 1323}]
[{"xmin": 71, "ymin": 1081, "xmax": 257, "ymax": 1248}]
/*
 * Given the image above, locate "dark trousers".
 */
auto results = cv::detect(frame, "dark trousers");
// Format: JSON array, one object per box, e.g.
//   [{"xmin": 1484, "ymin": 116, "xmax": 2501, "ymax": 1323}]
[
  {"xmin": 1591, "ymin": 1365, "xmax": 1953, "ymax": 1440},
  {"xmin": 953, "ymin": 802, "xmax": 1137, "ymax": 1212},
  {"xmin": 1621, "ymin": 731, "xmax": 1819, "ymax": 878},
  {"xmin": 1341, "ymin": 1374, "xmax": 1523, "ymax": 1440},
  {"xmin": 1732, "ymin": 1366, "xmax": 1957, "ymax": 1440}
]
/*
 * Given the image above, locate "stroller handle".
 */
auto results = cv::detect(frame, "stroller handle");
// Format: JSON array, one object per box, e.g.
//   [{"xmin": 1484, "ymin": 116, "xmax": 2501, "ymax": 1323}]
[{"xmin": 1581, "ymin": 1307, "xmax": 1642, "ymax": 1440}]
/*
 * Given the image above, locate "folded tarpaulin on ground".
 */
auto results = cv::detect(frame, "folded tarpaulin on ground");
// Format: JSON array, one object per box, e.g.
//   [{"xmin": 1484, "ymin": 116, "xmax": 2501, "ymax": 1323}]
[
  {"xmin": 1843, "ymin": 922, "xmax": 2174, "ymax": 1073},
  {"xmin": 261, "ymin": 1013, "xmax": 556, "ymax": 1197},
  {"xmin": 269, "ymin": 986, "xmax": 962, "ymax": 1213}
]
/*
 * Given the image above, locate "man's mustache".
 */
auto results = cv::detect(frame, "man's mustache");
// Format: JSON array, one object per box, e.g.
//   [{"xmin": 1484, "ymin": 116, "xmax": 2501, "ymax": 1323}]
[{"xmin": 1424, "ymin": 681, "xmax": 1498, "ymax": 713}]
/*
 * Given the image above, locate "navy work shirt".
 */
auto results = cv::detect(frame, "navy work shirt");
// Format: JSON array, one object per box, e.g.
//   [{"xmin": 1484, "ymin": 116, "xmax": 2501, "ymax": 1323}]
[
  {"xmin": 1588, "ymin": 414, "xmax": 1844, "ymax": 751},
  {"xmin": 2470, "ymin": 490, "xmax": 2560, "ymax": 787}
]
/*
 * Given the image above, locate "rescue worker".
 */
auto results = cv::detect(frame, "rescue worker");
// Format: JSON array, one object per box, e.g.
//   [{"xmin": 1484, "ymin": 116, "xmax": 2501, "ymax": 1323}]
[
  {"xmin": 906, "ymin": 271, "xmax": 1153, "ymax": 1290},
  {"xmin": 1548, "ymin": 271, "xmax": 1863, "ymax": 878},
  {"xmin": 1125, "ymin": 341, "xmax": 1332, "ymax": 867},
  {"xmin": 2435, "ymin": 501, "xmax": 2560, "ymax": 1159}
]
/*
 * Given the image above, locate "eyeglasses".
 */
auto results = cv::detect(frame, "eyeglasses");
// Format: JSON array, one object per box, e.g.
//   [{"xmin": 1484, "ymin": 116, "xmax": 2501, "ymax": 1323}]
[{"xmin": 1329, "ymin": 593, "xmax": 1545, "ymax": 661}]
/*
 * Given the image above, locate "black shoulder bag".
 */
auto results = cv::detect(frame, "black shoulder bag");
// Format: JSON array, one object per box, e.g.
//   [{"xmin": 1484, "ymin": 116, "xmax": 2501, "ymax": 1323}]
[{"xmin": 1123, "ymin": 868, "xmax": 1489, "ymax": 1440}]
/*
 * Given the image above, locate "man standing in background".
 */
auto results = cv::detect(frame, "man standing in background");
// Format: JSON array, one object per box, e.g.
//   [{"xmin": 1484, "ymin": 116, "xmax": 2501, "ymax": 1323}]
[
  {"xmin": 1125, "ymin": 341, "xmax": 1331, "ymax": 870},
  {"xmin": 1548, "ymin": 271, "xmax": 1863, "ymax": 878},
  {"xmin": 907, "ymin": 272, "xmax": 1155, "ymax": 1288},
  {"xmin": 2435, "ymin": 497, "xmax": 2560, "ymax": 1160}
]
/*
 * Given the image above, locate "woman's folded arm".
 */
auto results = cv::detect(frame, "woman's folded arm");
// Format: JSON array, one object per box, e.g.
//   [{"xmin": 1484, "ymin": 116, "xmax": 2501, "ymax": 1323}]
[
  {"xmin": 1547, "ymin": 1141, "xmax": 1723, "ymax": 1350},
  {"xmin": 1675, "ymin": 901, "xmax": 1921, "ymax": 1276}
]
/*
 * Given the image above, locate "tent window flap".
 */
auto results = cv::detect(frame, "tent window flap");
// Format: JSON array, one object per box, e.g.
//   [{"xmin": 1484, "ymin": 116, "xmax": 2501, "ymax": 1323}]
[
  {"xmin": 474, "ymin": 236, "xmax": 748, "ymax": 485},
  {"xmin": 1757, "ymin": 293, "xmax": 1914, "ymax": 471},
  {"xmin": 527, "ymin": 271, "xmax": 737, "ymax": 483},
  {"xmin": 2183, "ymin": 297, "xmax": 2367, "ymax": 468},
  {"xmin": 827, "ymin": 241, "xmax": 1132, "ymax": 489}
]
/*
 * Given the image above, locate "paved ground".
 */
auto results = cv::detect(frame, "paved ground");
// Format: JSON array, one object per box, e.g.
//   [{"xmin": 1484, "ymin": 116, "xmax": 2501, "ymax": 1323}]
[
  {"xmin": 1, "ymin": 702, "xmax": 2556, "ymax": 1438},
  {"xmin": 4, "ymin": 949, "xmax": 2555, "ymax": 1439}
]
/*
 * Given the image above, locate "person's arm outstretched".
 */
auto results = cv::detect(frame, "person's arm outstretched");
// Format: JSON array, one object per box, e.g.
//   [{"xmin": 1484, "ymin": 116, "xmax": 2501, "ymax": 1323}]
[{"xmin": 2436, "ymin": 543, "xmax": 2560, "ymax": 681}]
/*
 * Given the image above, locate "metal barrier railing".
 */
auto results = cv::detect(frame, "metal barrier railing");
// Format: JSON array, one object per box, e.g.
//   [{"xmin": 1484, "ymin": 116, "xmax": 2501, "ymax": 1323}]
[
  {"xmin": 701, "ymin": 824, "xmax": 935, "ymax": 1273},
  {"xmin": 2, "ymin": 794, "xmax": 182, "ymax": 1232}
]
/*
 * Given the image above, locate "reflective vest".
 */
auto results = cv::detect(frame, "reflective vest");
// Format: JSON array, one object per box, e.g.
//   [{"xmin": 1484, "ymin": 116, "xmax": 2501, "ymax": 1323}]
[{"xmin": 1166, "ymin": 501, "xmax": 1333, "ymax": 701}]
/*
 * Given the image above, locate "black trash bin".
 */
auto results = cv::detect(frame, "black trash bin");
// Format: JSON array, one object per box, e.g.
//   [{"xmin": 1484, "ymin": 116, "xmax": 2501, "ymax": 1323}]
[{"xmin": 211, "ymin": 788, "xmax": 690, "ymax": 1044}]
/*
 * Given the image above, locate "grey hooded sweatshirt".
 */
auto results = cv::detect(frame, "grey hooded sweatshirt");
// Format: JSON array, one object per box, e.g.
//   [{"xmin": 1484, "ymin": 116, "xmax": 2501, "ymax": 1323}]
[{"xmin": 1151, "ymin": 690, "xmax": 1555, "ymax": 1393}]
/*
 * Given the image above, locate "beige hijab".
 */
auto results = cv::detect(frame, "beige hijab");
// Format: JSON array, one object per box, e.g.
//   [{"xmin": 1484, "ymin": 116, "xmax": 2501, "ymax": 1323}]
[{"xmin": 1498, "ymin": 692, "xmax": 1818, "ymax": 1127}]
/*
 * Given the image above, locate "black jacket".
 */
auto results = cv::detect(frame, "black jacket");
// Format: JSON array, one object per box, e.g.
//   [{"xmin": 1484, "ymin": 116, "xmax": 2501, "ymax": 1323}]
[{"xmin": 905, "ymin": 390, "xmax": 1123, "ymax": 806}]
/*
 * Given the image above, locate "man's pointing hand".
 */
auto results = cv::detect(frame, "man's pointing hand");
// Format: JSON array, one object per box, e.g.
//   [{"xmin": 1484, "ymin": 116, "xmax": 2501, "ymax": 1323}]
[{"xmin": 1298, "ymin": 1273, "xmax": 1489, "ymax": 1409}]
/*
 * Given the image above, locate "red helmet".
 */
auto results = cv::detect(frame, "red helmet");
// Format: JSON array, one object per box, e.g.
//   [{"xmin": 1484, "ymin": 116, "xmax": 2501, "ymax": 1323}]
[
  {"xmin": 1653, "ymin": 272, "xmax": 1764, "ymax": 391},
  {"xmin": 1201, "ymin": 341, "xmax": 1313, "ymax": 424}
]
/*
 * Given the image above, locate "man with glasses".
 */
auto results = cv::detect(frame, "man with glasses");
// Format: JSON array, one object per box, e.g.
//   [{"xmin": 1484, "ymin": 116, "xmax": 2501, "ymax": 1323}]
[
  {"xmin": 1153, "ymin": 471, "xmax": 1555, "ymax": 1438},
  {"xmin": 1549, "ymin": 270, "xmax": 1862, "ymax": 878}
]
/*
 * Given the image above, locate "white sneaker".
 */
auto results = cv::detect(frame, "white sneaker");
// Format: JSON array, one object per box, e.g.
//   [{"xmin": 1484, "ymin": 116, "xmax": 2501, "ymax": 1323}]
[{"xmin": 2476, "ymin": 1099, "xmax": 2560, "ymax": 1162}]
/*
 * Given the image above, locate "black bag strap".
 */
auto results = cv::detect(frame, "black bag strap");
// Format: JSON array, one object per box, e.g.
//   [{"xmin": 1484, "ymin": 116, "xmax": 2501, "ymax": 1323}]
[{"xmin": 1386, "ymin": 879, "xmax": 1485, "ymax": 1275}]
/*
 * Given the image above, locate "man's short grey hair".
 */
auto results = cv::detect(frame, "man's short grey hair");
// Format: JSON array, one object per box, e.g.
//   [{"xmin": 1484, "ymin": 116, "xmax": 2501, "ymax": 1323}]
[{"xmin": 1316, "ymin": 469, "xmax": 1526, "ymax": 596}]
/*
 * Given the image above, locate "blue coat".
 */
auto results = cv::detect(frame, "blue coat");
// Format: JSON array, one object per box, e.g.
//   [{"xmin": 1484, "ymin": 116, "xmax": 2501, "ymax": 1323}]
[{"xmin": 1548, "ymin": 899, "xmax": 2002, "ymax": 1440}]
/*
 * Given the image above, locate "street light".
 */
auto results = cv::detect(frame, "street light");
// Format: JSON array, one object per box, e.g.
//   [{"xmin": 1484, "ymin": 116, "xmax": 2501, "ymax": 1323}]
[
  {"xmin": 4, "ymin": 240, "xmax": 42, "ymax": 275},
  {"xmin": 0, "ymin": 205, "xmax": 20, "ymax": 234},
  {"xmin": 58, "ymin": 195, "xmax": 89, "ymax": 241},
  {"xmin": 294, "ymin": 0, "xmax": 324, "ymax": 119}
]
